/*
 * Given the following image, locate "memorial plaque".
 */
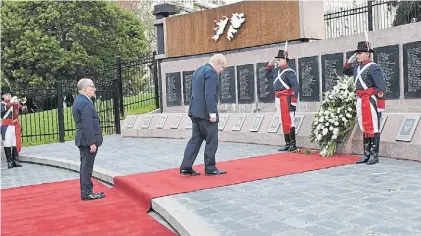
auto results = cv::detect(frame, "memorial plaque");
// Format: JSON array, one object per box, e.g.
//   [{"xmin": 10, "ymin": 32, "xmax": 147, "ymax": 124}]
[
  {"xmin": 156, "ymin": 115, "xmax": 167, "ymax": 129},
  {"xmin": 268, "ymin": 115, "xmax": 281, "ymax": 133},
  {"xmin": 142, "ymin": 115, "xmax": 152, "ymax": 129},
  {"xmin": 322, "ymin": 53, "xmax": 344, "ymax": 92},
  {"xmin": 403, "ymin": 41, "xmax": 421, "ymax": 98},
  {"xmin": 183, "ymin": 71, "xmax": 194, "ymax": 105},
  {"xmin": 298, "ymin": 56, "xmax": 320, "ymax": 101},
  {"xmin": 256, "ymin": 62, "xmax": 275, "ymax": 103},
  {"xmin": 293, "ymin": 115, "xmax": 304, "ymax": 134},
  {"xmin": 218, "ymin": 114, "xmax": 229, "ymax": 131},
  {"xmin": 219, "ymin": 66, "xmax": 236, "ymax": 104},
  {"xmin": 374, "ymin": 45, "xmax": 400, "ymax": 99},
  {"xmin": 236, "ymin": 64, "xmax": 255, "ymax": 104},
  {"xmin": 250, "ymin": 114, "xmax": 264, "ymax": 132},
  {"xmin": 396, "ymin": 116, "xmax": 420, "ymax": 142},
  {"xmin": 232, "ymin": 115, "xmax": 247, "ymax": 131},
  {"xmin": 379, "ymin": 115, "xmax": 387, "ymax": 132},
  {"xmin": 171, "ymin": 114, "xmax": 182, "ymax": 129},
  {"xmin": 125, "ymin": 115, "xmax": 137, "ymax": 128},
  {"xmin": 166, "ymin": 72, "xmax": 182, "ymax": 107},
  {"xmin": 186, "ymin": 118, "xmax": 192, "ymax": 129}
]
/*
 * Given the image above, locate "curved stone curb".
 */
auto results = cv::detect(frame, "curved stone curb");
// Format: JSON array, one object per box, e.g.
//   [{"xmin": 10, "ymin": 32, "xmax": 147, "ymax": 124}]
[
  {"xmin": 152, "ymin": 197, "xmax": 219, "ymax": 236},
  {"xmin": 19, "ymin": 155, "xmax": 120, "ymax": 185}
]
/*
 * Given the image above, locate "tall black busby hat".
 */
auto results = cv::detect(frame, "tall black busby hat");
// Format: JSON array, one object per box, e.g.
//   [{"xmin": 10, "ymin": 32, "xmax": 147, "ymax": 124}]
[
  {"xmin": 275, "ymin": 50, "xmax": 289, "ymax": 61},
  {"xmin": 355, "ymin": 41, "xmax": 374, "ymax": 53}
]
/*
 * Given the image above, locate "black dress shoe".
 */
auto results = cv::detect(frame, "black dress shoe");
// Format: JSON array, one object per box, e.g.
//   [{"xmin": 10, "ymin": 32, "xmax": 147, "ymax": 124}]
[
  {"xmin": 96, "ymin": 192, "xmax": 105, "ymax": 198},
  {"xmin": 205, "ymin": 169, "xmax": 227, "ymax": 176},
  {"xmin": 81, "ymin": 193, "xmax": 104, "ymax": 201},
  {"xmin": 180, "ymin": 169, "xmax": 200, "ymax": 176}
]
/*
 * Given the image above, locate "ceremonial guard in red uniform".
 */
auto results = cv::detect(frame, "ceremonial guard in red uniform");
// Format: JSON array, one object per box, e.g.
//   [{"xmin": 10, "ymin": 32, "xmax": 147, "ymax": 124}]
[
  {"xmin": 1, "ymin": 86, "xmax": 23, "ymax": 168},
  {"xmin": 266, "ymin": 47, "xmax": 299, "ymax": 152},
  {"xmin": 343, "ymin": 40, "xmax": 386, "ymax": 165}
]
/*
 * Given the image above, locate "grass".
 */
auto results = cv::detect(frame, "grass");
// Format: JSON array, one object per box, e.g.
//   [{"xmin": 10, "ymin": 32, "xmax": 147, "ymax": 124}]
[{"xmin": 20, "ymin": 93, "xmax": 157, "ymax": 147}]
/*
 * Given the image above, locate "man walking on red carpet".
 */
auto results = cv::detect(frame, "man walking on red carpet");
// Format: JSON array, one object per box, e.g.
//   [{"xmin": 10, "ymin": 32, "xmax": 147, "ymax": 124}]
[
  {"xmin": 180, "ymin": 54, "xmax": 228, "ymax": 176},
  {"xmin": 72, "ymin": 78, "xmax": 105, "ymax": 200},
  {"xmin": 266, "ymin": 44, "xmax": 299, "ymax": 152},
  {"xmin": 343, "ymin": 38, "xmax": 385, "ymax": 165}
]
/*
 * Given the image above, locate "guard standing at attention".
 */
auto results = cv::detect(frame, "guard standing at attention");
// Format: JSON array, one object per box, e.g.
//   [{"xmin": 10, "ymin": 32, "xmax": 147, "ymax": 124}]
[
  {"xmin": 266, "ymin": 44, "xmax": 299, "ymax": 152},
  {"xmin": 343, "ymin": 39, "xmax": 386, "ymax": 165},
  {"xmin": 1, "ymin": 86, "xmax": 23, "ymax": 169}
]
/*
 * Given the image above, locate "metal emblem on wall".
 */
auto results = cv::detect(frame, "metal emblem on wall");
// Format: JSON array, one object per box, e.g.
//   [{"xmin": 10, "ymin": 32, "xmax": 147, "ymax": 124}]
[
  {"xmin": 125, "ymin": 115, "xmax": 137, "ymax": 129},
  {"xmin": 218, "ymin": 114, "xmax": 229, "ymax": 131},
  {"xmin": 232, "ymin": 115, "xmax": 247, "ymax": 131},
  {"xmin": 171, "ymin": 115, "xmax": 183, "ymax": 129},
  {"xmin": 211, "ymin": 13, "xmax": 245, "ymax": 41},
  {"xmin": 250, "ymin": 115, "xmax": 264, "ymax": 132},
  {"xmin": 156, "ymin": 115, "xmax": 168, "ymax": 129},
  {"xmin": 268, "ymin": 115, "xmax": 281, "ymax": 133},
  {"xmin": 142, "ymin": 116, "xmax": 152, "ymax": 129},
  {"xmin": 396, "ymin": 116, "xmax": 420, "ymax": 142}
]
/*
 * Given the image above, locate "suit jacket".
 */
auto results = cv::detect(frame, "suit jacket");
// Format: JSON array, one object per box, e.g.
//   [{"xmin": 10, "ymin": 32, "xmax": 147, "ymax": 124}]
[
  {"xmin": 72, "ymin": 94, "xmax": 103, "ymax": 147},
  {"xmin": 188, "ymin": 63, "xmax": 219, "ymax": 122}
]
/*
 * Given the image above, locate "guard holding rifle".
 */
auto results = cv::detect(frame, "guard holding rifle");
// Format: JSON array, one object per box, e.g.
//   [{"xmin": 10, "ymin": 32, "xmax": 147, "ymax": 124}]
[
  {"xmin": 266, "ymin": 43, "xmax": 299, "ymax": 152},
  {"xmin": 343, "ymin": 39, "xmax": 386, "ymax": 165},
  {"xmin": 1, "ymin": 86, "xmax": 23, "ymax": 169}
]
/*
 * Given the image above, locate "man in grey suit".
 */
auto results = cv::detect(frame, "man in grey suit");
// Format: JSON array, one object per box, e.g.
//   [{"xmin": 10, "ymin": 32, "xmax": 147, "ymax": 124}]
[
  {"xmin": 180, "ymin": 54, "xmax": 228, "ymax": 176},
  {"xmin": 72, "ymin": 78, "xmax": 105, "ymax": 200}
]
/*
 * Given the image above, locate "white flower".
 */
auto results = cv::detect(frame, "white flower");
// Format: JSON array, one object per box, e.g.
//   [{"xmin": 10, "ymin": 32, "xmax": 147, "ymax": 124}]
[
  {"xmin": 319, "ymin": 117, "xmax": 325, "ymax": 122},
  {"xmin": 340, "ymin": 114, "xmax": 344, "ymax": 118},
  {"xmin": 333, "ymin": 128, "xmax": 339, "ymax": 135},
  {"xmin": 322, "ymin": 128, "xmax": 328, "ymax": 136},
  {"xmin": 317, "ymin": 134, "xmax": 323, "ymax": 141},
  {"xmin": 342, "ymin": 117, "xmax": 347, "ymax": 122},
  {"xmin": 332, "ymin": 135, "xmax": 338, "ymax": 140},
  {"xmin": 346, "ymin": 113, "xmax": 352, "ymax": 118},
  {"xmin": 347, "ymin": 108, "xmax": 352, "ymax": 112},
  {"xmin": 329, "ymin": 126, "xmax": 333, "ymax": 131},
  {"xmin": 334, "ymin": 122, "xmax": 339, "ymax": 126}
]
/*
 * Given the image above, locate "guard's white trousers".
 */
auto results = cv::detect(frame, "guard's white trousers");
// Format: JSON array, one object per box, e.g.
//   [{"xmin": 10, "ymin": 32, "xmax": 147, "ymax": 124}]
[{"xmin": 3, "ymin": 125, "xmax": 16, "ymax": 147}]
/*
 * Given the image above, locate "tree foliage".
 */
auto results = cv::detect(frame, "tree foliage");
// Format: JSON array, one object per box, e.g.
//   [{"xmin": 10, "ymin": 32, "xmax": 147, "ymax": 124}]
[
  {"xmin": 1, "ymin": 1, "xmax": 150, "ymax": 90},
  {"xmin": 392, "ymin": 1, "xmax": 421, "ymax": 26}
]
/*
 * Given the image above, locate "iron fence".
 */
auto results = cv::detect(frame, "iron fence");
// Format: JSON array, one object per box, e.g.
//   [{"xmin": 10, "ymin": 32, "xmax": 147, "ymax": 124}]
[
  {"xmin": 324, "ymin": 0, "xmax": 420, "ymax": 38},
  {"xmin": 14, "ymin": 54, "xmax": 159, "ymax": 146}
]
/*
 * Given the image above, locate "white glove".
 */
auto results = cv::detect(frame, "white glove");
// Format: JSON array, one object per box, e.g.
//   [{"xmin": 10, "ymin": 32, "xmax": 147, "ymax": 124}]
[
  {"xmin": 10, "ymin": 96, "xmax": 18, "ymax": 103},
  {"xmin": 347, "ymin": 53, "xmax": 357, "ymax": 64}
]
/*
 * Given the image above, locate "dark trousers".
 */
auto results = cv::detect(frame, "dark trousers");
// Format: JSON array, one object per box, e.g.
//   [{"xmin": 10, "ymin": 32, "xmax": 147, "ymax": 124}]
[
  {"xmin": 79, "ymin": 146, "xmax": 97, "ymax": 197},
  {"xmin": 181, "ymin": 117, "xmax": 218, "ymax": 172}
]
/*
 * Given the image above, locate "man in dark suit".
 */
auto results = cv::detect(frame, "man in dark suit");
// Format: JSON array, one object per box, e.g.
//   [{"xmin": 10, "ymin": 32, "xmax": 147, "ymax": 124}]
[
  {"xmin": 72, "ymin": 78, "xmax": 105, "ymax": 200},
  {"xmin": 180, "ymin": 54, "xmax": 228, "ymax": 176}
]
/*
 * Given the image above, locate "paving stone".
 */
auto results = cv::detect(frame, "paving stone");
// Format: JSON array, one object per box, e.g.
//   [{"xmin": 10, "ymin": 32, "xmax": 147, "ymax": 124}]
[
  {"xmin": 273, "ymin": 229, "xmax": 314, "ymax": 236},
  {"xmin": 257, "ymin": 221, "xmax": 295, "ymax": 234},
  {"xmin": 232, "ymin": 228, "xmax": 271, "ymax": 236}
]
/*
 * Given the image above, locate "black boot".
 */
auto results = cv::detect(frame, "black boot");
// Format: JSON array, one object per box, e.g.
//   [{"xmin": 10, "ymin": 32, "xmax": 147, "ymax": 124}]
[
  {"xmin": 367, "ymin": 133, "xmax": 380, "ymax": 165},
  {"xmin": 356, "ymin": 136, "xmax": 372, "ymax": 164},
  {"xmin": 278, "ymin": 134, "xmax": 291, "ymax": 151},
  {"xmin": 11, "ymin": 147, "xmax": 23, "ymax": 167},
  {"xmin": 288, "ymin": 127, "xmax": 297, "ymax": 152},
  {"xmin": 4, "ymin": 147, "xmax": 14, "ymax": 169}
]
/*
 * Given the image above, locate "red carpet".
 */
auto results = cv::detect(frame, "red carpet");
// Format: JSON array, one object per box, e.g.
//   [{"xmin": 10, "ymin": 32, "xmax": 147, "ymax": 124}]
[
  {"xmin": 1, "ymin": 152, "xmax": 359, "ymax": 236},
  {"xmin": 114, "ymin": 152, "xmax": 360, "ymax": 211},
  {"xmin": 1, "ymin": 180, "xmax": 175, "ymax": 236}
]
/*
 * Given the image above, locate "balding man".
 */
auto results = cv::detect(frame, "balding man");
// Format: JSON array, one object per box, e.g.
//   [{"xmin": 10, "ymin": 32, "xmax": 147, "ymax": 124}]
[
  {"xmin": 72, "ymin": 78, "xmax": 104, "ymax": 201},
  {"xmin": 180, "ymin": 54, "xmax": 227, "ymax": 176}
]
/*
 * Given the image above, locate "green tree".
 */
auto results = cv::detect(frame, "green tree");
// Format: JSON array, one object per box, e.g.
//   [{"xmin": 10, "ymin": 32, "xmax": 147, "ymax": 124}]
[
  {"xmin": 1, "ymin": 1, "xmax": 150, "ymax": 90},
  {"xmin": 392, "ymin": 1, "xmax": 421, "ymax": 26}
]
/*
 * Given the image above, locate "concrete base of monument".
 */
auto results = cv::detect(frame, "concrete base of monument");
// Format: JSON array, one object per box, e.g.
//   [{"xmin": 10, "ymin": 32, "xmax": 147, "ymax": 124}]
[{"xmin": 122, "ymin": 112, "xmax": 421, "ymax": 162}]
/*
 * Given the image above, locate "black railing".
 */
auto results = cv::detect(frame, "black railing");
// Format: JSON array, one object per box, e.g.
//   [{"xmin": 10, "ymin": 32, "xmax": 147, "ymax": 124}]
[
  {"xmin": 325, "ymin": 0, "xmax": 420, "ymax": 38},
  {"xmin": 15, "ymin": 53, "xmax": 159, "ymax": 146}
]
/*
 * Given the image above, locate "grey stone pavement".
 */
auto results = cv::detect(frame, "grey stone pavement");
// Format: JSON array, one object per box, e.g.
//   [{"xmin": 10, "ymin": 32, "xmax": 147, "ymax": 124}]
[{"xmin": 3, "ymin": 135, "xmax": 421, "ymax": 236}]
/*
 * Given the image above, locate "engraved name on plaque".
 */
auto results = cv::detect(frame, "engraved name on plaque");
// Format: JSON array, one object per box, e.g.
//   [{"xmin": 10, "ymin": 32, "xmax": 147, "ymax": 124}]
[
  {"xmin": 219, "ymin": 66, "xmax": 236, "ymax": 104},
  {"xmin": 374, "ymin": 45, "xmax": 400, "ymax": 99},
  {"xmin": 298, "ymin": 56, "xmax": 320, "ymax": 101},
  {"xmin": 183, "ymin": 71, "xmax": 194, "ymax": 105},
  {"xmin": 403, "ymin": 41, "xmax": 421, "ymax": 98},
  {"xmin": 166, "ymin": 72, "xmax": 182, "ymax": 107},
  {"xmin": 322, "ymin": 53, "xmax": 344, "ymax": 92},
  {"xmin": 236, "ymin": 64, "xmax": 255, "ymax": 104},
  {"xmin": 256, "ymin": 62, "xmax": 274, "ymax": 103}
]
